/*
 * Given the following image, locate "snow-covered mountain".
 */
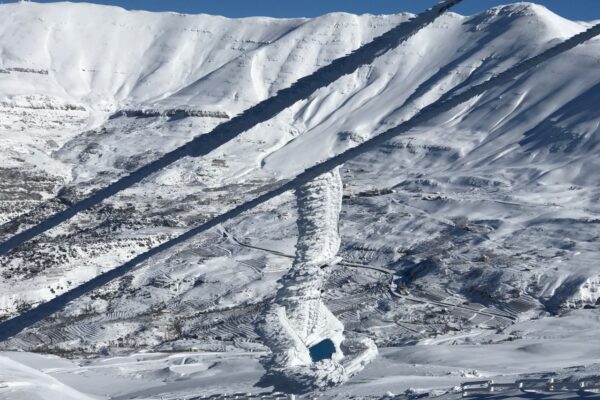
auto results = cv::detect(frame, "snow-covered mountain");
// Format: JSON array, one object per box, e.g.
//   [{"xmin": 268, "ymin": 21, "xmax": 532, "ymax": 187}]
[{"xmin": 1, "ymin": 1, "xmax": 600, "ymax": 397}]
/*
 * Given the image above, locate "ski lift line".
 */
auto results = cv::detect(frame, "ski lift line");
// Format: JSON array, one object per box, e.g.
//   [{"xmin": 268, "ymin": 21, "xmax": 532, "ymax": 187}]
[
  {"xmin": 0, "ymin": 0, "xmax": 464, "ymax": 257},
  {"xmin": 0, "ymin": 24, "xmax": 598, "ymax": 343}
]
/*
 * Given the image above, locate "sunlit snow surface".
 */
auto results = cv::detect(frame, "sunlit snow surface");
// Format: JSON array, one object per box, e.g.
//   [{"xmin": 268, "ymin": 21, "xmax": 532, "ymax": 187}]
[
  {"xmin": 3, "ymin": 310, "xmax": 600, "ymax": 399},
  {"xmin": 1, "ymin": 0, "xmax": 600, "ymax": 398}
]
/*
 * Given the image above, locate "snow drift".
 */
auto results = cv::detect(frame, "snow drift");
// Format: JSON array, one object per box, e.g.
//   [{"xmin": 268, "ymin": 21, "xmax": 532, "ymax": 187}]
[{"xmin": 0, "ymin": 1, "xmax": 599, "ymax": 379}]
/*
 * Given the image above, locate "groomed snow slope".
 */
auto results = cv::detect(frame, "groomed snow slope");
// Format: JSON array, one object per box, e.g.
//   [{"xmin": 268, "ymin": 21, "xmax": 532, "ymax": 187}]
[
  {"xmin": 0, "ymin": 354, "xmax": 97, "ymax": 400},
  {"xmin": 5, "ymin": 309, "xmax": 600, "ymax": 399}
]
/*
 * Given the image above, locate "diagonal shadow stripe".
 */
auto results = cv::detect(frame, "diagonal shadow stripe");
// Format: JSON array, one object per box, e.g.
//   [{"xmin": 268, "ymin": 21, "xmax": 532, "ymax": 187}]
[
  {"xmin": 1, "ymin": 22, "xmax": 598, "ymax": 343},
  {"xmin": 0, "ymin": 0, "xmax": 463, "ymax": 257}
]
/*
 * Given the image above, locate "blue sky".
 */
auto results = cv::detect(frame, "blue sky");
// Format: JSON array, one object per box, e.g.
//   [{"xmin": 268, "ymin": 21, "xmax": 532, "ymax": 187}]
[{"xmin": 5, "ymin": 0, "xmax": 600, "ymax": 20}]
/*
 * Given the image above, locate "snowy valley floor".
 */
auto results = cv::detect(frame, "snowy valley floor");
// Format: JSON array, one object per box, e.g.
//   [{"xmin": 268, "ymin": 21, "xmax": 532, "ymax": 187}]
[{"xmin": 3, "ymin": 308, "xmax": 600, "ymax": 399}]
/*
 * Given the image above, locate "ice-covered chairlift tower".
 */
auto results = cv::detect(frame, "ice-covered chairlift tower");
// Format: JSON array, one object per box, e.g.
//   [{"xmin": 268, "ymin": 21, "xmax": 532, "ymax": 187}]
[{"xmin": 258, "ymin": 168, "xmax": 378, "ymax": 392}]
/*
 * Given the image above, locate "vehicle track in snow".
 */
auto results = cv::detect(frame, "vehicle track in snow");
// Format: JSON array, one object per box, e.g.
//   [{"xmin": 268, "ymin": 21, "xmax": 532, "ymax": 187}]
[
  {"xmin": 221, "ymin": 227, "xmax": 517, "ymax": 324},
  {"xmin": 220, "ymin": 227, "xmax": 395, "ymax": 276}
]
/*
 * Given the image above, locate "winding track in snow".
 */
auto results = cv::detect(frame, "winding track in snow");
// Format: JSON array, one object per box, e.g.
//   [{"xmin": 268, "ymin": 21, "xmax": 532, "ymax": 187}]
[
  {"xmin": 0, "ymin": 21, "xmax": 598, "ymax": 343},
  {"xmin": 0, "ymin": 0, "xmax": 463, "ymax": 257},
  {"xmin": 221, "ymin": 228, "xmax": 516, "ymax": 322},
  {"xmin": 221, "ymin": 227, "xmax": 395, "ymax": 276}
]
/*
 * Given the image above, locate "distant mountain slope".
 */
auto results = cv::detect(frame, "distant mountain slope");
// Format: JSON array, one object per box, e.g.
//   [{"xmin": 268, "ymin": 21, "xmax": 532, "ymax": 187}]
[{"xmin": 0, "ymin": 2, "xmax": 599, "ymax": 358}]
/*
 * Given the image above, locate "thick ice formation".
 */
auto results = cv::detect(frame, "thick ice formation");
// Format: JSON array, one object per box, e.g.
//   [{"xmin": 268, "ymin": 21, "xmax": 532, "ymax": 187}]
[{"xmin": 258, "ymin": 168, "xmax": 377, "ymax": 392}]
